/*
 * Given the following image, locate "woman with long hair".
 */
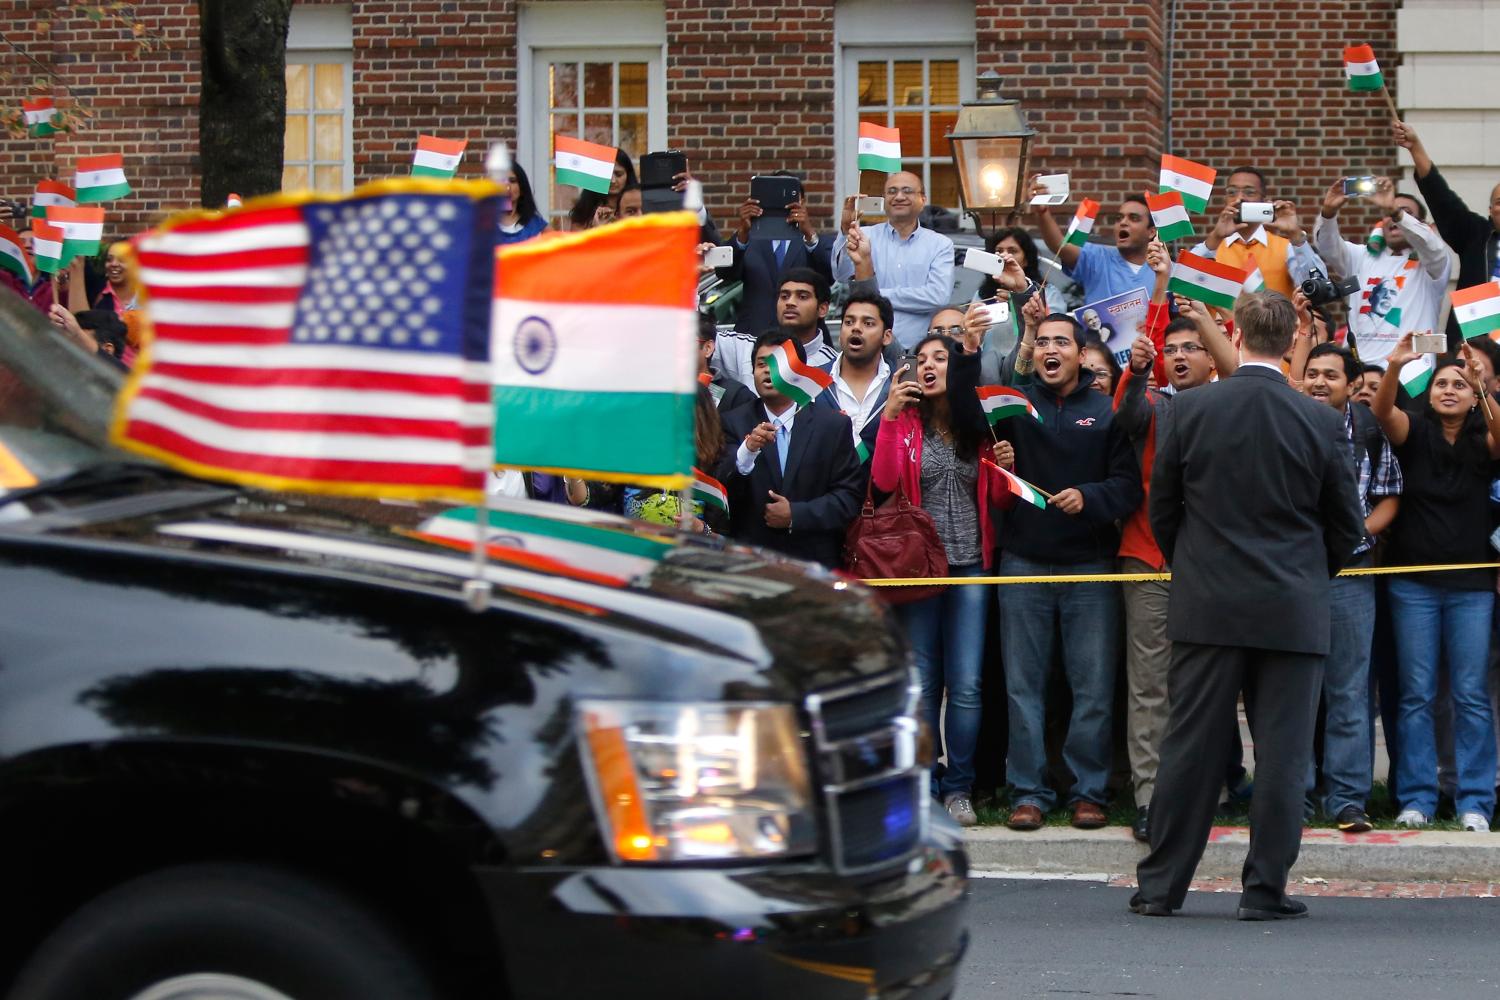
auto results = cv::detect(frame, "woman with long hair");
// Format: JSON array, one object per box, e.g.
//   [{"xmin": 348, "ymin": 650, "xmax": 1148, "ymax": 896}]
[
  {"xmin": 871, "ymin": 333, "xmax": 1017, "ymax": 828},
  {"xmin": 498, "ymin": 162, "xmax": 548, "ymax": 245}
]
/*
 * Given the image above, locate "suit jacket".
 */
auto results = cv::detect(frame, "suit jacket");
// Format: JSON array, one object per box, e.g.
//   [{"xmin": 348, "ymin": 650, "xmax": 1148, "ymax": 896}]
[
  {"xmin": 716, "ymin": 235, "xmax": 834, "ymax": 335},
  {"xmin": 717, "ymin": 402, "xmax": 863, "ymax": 568},
  {"xmin": 1149, "ymin": 365, "xmax": 1365, "ymax": 655}
]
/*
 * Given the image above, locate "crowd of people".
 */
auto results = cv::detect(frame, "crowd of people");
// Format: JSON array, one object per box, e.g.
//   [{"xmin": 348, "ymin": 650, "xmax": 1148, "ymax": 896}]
[{"xmin": 7, "ymin": 118, "xmax": 1500, "ymax": 841}]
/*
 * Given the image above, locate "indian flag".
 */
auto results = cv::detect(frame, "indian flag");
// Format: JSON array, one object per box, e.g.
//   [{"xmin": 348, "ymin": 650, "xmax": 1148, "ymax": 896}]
[
  {"xmin": 22, "ymin": 97, "xmax": 59, "ymax": 137},
  {"xmin": 692, "ymin": 468, "xmax": 728, "ymax": 514},
  {"xmin": 767, "ymin": 339, "xmax": 834, "ymax": 408},
  {"xmin": 554, "ymin": 135, "xmax": 617, "ymax": 195},
  {"xmin": 857, "ymin": 122, "xmax": 902, "ymax": 172},
  {"xmin": 45, "ymin": 205, "xmax": 105, "ymax": 264},
  {"xmin": 1146, "ymin": 191, "xmax": 1194, "ymax": 242},
  {"xmin": 1400, "ymin": 355, "xmax": 1434, "ymax": 397},
  {"xmin": 0, "ymin": 225, "xmax": 33, "ymax": 285},
  {"xmin": 1366, "ymin": 225, "xmax": 1386, "ymax": 255},
  {"xmin": 412, "ymin": 134, "xmax": 467, "ymax": 179},
  {"xmin": 1168, "ymin": 252, "xmax": 1248, "ymax": 311},
  {"xmin": 997, "ymin": 465, "xmax": 1047, "ymax": 510},
  {"xmin": 1452, "ymin": 283, "xmax": 1500, "ymax": 341},
  {"xmin": 1064, "ymin": 199, "xmax": 1099, "ymax": 248},
  {"xmin": 30, "ymin": 221, "xmax": 64, "ymax": 274},
  {"xmin": 493, "ymin": 211, "xmax": 701, "ymax": 489},
  {"xmin": 73, "ymin": 153, "xmax": 131, "ymax": 203},
  {"xmin": 31, "ymin": 180, "xmax": 74, "ymax": 220},
  {"xmin": 412, "ymin": 504, "xmax": 670, "ymax": 588},
  {"xmin": 1344, "ymin": 44, "xmax": 1384, "ymax": 92},
  {"xmin": 226, "ymin": 193, "xmax": 242, "ymax": 209},
  {"xmin": 1244, "ymin": 266, "xmax": 1266, "ymax": 292},
  {"xmin": 1159, "ymin": 154, "xmax": 1216, "ymax": 214},
  {"xmin": 977, "ymin": 384, "xmax": 1041, "ymax": 424}
]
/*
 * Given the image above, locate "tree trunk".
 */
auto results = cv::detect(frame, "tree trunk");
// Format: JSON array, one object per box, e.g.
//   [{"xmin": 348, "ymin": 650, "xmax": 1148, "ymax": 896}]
[{"xmin": 198, "ymin": 0, "xmax": 294, "ymax": 207}]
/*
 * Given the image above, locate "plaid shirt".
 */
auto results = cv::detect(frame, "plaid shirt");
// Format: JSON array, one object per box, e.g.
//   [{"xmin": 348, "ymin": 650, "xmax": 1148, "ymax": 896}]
[{"xmin": 1345, "ymin": 404, "xmax": 1403, "ymax": 556}]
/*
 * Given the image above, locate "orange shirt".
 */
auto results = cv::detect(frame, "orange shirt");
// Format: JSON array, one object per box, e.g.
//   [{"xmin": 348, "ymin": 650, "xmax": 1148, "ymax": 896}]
[{"xmin": 1215, "ymin": 229, "xmax": 1295, "ymax": 297}]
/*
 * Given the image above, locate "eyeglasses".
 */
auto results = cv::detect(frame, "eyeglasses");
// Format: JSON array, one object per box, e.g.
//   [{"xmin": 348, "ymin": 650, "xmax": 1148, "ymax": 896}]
[
  {"xmin": 1032, "ymin": 336, "xmax": 1072, "ymax": 349},
  {"xmin": 1223, "ymin": 187, "xmax": 1262, "ymax": 198},
  {"xmin": 1162, "ymin": 343, "xmax": 1206, "ymax": 357},
  {"xmin": 928, "ymin": 325, "xmax": 965, "ymax": 337},
  {"xmin": 885, "ymin": 187, "xmax": 920, "ymax": 197}
]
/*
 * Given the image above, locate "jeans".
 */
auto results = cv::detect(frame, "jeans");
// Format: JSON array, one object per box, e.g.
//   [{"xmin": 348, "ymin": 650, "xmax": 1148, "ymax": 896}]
[
  {"xmin": 895, "ymin": 564, "xmax": 990, "ymax": 798},
  {"xmin": 1389, "ymin": 578, "xmax": 1498, "ymax": 820},
  {"xmin": 998, "ymin": 553, "xmax": 1120, "ymax": 810},
  {"xmin": 1308, "ymin": 575, "xmax": 1375, "ymax": 816}
]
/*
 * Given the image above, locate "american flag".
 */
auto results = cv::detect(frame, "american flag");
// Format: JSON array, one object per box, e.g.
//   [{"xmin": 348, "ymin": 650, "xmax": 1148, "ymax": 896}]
[{"xmin": 118, "ymin": 190, "xmax": 500, "ymax": 500}]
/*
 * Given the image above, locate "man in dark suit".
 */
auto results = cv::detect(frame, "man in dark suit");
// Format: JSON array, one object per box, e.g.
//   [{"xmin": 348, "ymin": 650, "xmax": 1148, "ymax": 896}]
[
  {"xmin": 718, "ymin": 331, "xmax": 863, "ymax": 568},
  {"xmin": 1133, "ymin": 291, "xmax": 1364, "ymax": 921},
  {"xmin": 715, "ymin": 174, "xmax": 834, "ymax": 338}
]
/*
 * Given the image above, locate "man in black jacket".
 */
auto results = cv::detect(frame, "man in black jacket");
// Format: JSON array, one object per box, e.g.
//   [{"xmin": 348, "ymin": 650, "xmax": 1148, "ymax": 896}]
[
  {"xmin": 718, "ymin": 332, "xmax": 863, "ymax": 568},
  {"xmin": 995, "ymin": 313, "xmax": 1144, "ymax": 832},
  {"xmin": 1133, "ymin": 291, "xmax": 1364, "ymax": 922}
]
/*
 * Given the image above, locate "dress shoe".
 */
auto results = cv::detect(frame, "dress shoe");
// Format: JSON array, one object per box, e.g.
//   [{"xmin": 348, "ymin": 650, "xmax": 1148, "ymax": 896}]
[
  {"xmin": 1129, "ymin": 892, "xmax": 1173, "ymax": 917},
  {"xmin": 1236, "ymin": 899, "xmax": 1308, "ymax": 921},
  {"xmin": 1007, "ymin": 804, "xmax": 1043, "ymax": 831},
  {"xmin": 1131, "ymin": 807, "xmax": 1150, "ymax": 843},
  {"xmin": 1071, "ymin": 801, "xmax": 1107, "ymax": 829}
]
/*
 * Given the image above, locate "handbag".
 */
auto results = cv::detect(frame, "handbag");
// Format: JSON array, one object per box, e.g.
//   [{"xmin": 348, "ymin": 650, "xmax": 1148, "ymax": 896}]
[{"xmin": 843, "ymin": 477, "xmax": 949, "ymax": 605}]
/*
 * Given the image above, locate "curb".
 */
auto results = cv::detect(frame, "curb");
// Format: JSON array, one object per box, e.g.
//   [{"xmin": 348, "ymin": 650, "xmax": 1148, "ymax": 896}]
[{"xmin": 963, "ymin": 825, "xmax": 1500, "ymax": 882}]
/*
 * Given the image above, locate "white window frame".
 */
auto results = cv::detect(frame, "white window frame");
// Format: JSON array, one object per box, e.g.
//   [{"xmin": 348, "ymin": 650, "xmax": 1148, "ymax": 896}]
[{"xmin": 285, "ymin": 5, "xmax": 354, "ymax": 192}]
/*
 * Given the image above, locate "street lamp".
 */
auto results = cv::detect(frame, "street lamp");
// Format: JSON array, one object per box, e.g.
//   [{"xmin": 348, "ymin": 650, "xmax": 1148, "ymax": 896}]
[{"xmin": 946, "ymin": 72, "xmax": 1036, "ymax": 239}]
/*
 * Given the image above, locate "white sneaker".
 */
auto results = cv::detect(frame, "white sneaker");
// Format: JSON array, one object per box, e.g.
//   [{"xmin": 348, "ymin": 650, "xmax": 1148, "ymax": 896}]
[
  {"xmin": 1462, "ymin": 812, "xmax": 1491, "ymax": 832},
  {"xmin": 1395, "ymin": 809, "xmax": 1429, "ymax": 828},
  {"xmin": 944, "ymin": 793, "xmax": 977, "ymax": 828}
]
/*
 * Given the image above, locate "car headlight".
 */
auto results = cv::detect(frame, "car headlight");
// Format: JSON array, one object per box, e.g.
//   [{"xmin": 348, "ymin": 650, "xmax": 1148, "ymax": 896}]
[{"xmin": 577, "ymin": 700, "xmax": 816, "ymax": 863}]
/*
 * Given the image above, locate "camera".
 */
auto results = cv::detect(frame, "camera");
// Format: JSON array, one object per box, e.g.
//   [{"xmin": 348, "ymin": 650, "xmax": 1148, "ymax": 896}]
[{"xmin": 1300, "ymin": 268, "xmax": 1360, "ymax": 307}]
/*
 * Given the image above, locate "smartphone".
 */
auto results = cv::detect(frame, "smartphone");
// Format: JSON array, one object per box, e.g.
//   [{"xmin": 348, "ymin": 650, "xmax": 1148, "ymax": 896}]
[
  {"xmin": 898, "ymin": 354, "xmax": 921, "ymax": 383},
  {"xmin": 1237, "ymin": 201, "xmax": 1275, "ymax": 224},
  {"xmin": 980, "ymin": 298, "xmax": 1011, "ymax": 326},
  {"xmin": 640, "ymin": 150, "xmax": 686, "ymax": 189},
  {"xmin": 1343, "ymin": 176, "xmax": 1379, "ymax": 197},
  {"xmin": 855, "ymin": 195, "xmax": 885, "ymax": 216},
  {"xmin": 961, "ymin": 247, "xmax": 1005, "ymax": 277},
  {"xmin": 1030, "ymin": 173, "xmax": 1070, "ymax": 207},
  {"xmin": 704, "ymin": 245, "xmax": 734, "ymax": 269},
  {"xmin": 1413, "ymin": 332, "xmax": 1447, "ymax": 353}
]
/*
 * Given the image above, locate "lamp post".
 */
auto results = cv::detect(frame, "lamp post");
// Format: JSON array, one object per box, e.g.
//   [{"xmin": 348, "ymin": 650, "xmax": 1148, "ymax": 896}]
[{"xmin": 946, "ymin": 72, "xmax": 1036, "ymax": 240}]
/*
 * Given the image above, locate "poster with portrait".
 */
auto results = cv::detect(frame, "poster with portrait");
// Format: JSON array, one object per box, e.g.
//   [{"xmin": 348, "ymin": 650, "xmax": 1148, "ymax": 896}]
[{"xmin": 1073, "ymin": 286, "xmax": 1151, "ymax": 370}]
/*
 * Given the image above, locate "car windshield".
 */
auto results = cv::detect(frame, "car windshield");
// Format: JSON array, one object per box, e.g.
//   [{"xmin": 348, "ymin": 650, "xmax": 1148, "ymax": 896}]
[{"xmin": 0, "ymin": 289, "xmax": 137, "ymax": 498}]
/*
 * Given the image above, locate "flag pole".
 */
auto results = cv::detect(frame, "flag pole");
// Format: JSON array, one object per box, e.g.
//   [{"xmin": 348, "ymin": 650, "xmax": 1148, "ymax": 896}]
[{"xmin": 1379, "ymin": 84, "xmax": 1400, "ymax": 122}]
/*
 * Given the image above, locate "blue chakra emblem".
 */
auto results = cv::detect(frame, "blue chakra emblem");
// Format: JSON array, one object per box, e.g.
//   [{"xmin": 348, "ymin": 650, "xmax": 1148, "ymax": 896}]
[{"xmin": 514, "ymin": 316, "xmax": 556, "ymax": 375}]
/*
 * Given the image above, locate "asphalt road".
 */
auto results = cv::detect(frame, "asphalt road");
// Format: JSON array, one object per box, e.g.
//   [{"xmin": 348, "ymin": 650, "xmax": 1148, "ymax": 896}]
[{"xmin": 959, "ymin": 878, "xmax": 1500, "ymax": 998}]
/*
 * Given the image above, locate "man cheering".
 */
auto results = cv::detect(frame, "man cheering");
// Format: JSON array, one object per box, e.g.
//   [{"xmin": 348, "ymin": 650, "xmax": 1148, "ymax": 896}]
[{"xmin": 1133, "ymin": 291, "xmax": 1364, "ymax": 921}]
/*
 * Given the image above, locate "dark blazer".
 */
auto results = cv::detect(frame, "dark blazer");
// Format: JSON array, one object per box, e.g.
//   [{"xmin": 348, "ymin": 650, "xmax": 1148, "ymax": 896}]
[
  {"xmin": 710, "ymin": 371, "xmax": 758, "ymax": 417},
  {"xmin": 813, "ymin": 376, "xmax": 890, "ymax": 470},
  {"xmin": 716, "ymin": 235, "xmax": 834, "ymax": 335},
  {"xmin": 717, "ymin": 402, "xmax": 863, "ymax": 568},
  {"xmin": 1149, "ymin": 364, "xmax": 1365, "ymax": 655}
]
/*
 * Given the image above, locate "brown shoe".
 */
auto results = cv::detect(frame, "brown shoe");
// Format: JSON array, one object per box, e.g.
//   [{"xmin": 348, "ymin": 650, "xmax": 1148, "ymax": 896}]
[
  {"xmin": 1007, "ymin": 804, "xmax": 1044, "ymax": 831},
  {"xmin": 1071, "ymin": 801, "xmax": 1107, "ymax": 829}
]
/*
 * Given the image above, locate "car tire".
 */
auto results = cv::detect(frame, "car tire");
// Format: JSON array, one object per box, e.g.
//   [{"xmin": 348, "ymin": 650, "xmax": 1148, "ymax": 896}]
[{"xmin": 8, "ymin": 863, "xmax": 443, "ymax": 1000}]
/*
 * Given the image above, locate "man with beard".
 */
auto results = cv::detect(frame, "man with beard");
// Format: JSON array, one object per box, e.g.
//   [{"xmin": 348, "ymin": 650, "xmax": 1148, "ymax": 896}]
[{"xmin": 715, "ymin": 268, "xmax": 838, "ymax": 391}]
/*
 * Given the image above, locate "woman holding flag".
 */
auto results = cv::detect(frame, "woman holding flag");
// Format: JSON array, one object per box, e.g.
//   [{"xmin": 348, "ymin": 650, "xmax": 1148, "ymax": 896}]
[{"xmin": 871, "ymin": 332, "xmax": 1019, "ymax": 827}]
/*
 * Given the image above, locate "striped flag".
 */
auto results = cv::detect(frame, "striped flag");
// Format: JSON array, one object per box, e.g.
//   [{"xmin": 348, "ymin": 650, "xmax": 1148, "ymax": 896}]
[
  {"xmin": 32, "ymin": 180, "xmax": 75, "ymax": 220},
  {"xmin": 857, "ymin": 121, "xmax": 902, "ymax": 172},
  {"xmin": 1399, "ymin": 354, "xmax": 1434, "ymax": 397},
  {"xmin": 692, "ymin": 467, "xmax": 728, "ymax": 513},
  {"xmin": 30, "ymin": 221, "xmax": 64, "ymax": 274},
  {"xmin": 1146, "ymin": 191, "xmax": 1195, "ymax": 242},
  {"xmin": 977, "ymin": 384, "xmax": 1041, "ymax": 424},
  {"xmin": 1366, "ymin": 225, "xmax": 1386, "ymax": 255},
  {"xmin": 113, "ymin": 181, "xmax": 504, "ymax": 501},
  {"xmin": 45, "ymin": 205, "xmax": 104, "ymax": 264},
  {"xmin": 1064, "ymin": 199, "xmax": 1099, "ymax": 248},
  {"xmin": 1168, "ymin": 252, "xmax": 1248, "ymax": 311},
  {"xmin": 74, "ymin": 153, "xmax": 131, "ymax": 203},
  {"xmin": 767, "ymin": 339, "xmax": 834, "ymax": 408},
  {"xmin": 1159, "ymin": 154, "xmax": 1217, "ymax": 214},
  {"xmin": 1452, "ymin": 283, "xmax": 1500, "ymax": 341},
  {"xmin": 1244, "ymin": 266, "xmax": 1266, "ymax": 293},
  {"xmin": 412, "ymin": 134, "xmax": 467, "ymax": 179},
  {"xmin": 22, "ymin": 97, "xmax": 59, "ymax": 137},
  {"xmin": 493, "ymin": 211, "xmax": 701, "ymax": 489},
  {"xmin": 0, "ymin": 225, "xmax": 33, "ymax": 285},
  {"xmin": 1344, "ymin": 44, "xmax": 1384, "ymax": 92},
  {"xmin": 997, "ymin": 464, "xmax": 1048, "ymax": 510},
  {"xmin": 554, "ymin": 135, "xmax": 617, "ymax": 195},
  {"xmin": 226, "ymin": 193, "xmax": 243, "ymax": 209}
]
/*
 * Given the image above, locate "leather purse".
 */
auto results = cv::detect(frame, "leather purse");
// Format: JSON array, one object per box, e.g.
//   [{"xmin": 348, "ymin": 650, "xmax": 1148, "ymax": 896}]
[{"xmin": 843, "ymin": 478, "xmax": 949, "ymax": 605}]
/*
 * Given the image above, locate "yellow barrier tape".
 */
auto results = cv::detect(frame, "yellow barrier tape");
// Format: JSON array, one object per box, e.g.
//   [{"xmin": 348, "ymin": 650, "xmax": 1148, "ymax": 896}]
[{"xmin": 860, "ymin": 562, "xmax": 1500, "ymax": 587}]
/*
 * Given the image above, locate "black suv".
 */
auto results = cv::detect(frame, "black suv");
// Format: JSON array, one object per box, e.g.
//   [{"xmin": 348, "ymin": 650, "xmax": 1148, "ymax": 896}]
[{"xmin": 0, "ymin": 293, "xmax": 967, "ymax": 1000}]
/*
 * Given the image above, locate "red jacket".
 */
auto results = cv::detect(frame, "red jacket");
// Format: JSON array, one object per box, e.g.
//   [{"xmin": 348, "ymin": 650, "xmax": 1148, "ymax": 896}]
[
  {"xmin": 1113, "ymin": 301, "xmax": 1171, "ymax": 569},
  {"xmin": 870, "ymin": 410, "xmax": 1016, "ymax": 570}
]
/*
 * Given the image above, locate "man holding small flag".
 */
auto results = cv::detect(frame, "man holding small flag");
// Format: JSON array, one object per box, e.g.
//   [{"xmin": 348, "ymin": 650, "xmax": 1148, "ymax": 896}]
[{"xmin": 1029, "ymin": 178, "xmax": 1156, "ymax": 302}]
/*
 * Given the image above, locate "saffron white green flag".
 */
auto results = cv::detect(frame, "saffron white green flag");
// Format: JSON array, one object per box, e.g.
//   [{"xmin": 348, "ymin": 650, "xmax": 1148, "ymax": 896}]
[
  {"xmin": 74, "ymin": 153, "xmax": 131, "ymax": 203},
  {"xmin": 857, "ymin": 122, "xmax": 902, "ymax": 172},
  {"xmin": 1399, "ymin": 354, "xmax": 1434, "ymax": 397},
  {"xmin": 1452, "ymin": 282, "xmax": 1500, "ymax": 341},
  {"xmin": 30, "ymin": 221, "xmax": 64, "ymax": 274},
  {"xmin": 766, "ymin": 339, "xmax": 834, "ymax": 408},
  {"xmin": 1064, "ymin": 200, "xmax": 1099, "ymax": 248},
  {"xmin": 1146, "ymin": 191, "xmax": 1194, "ymax": 242},
  {"xmin": 0, "ymin": 225, "xmax": 33, "ymax": 285},
  {"xmin": 1168, "ymin": 252, "xmax": 1247, "ymax": 311},
  {"xmin": 1159, "ymin": 154, "xmax": 1217, "ymax": 214},
  {"xmin": 553, "ymin": 135, "xmax": 617, "ymax": 195},
  {"xmin": 1344, "ymin": 44, "xmax": 1384, "ymax": 92},
  {"xmin": 412, "ymin": 135, "xmax": 467, "ymax": 179}
]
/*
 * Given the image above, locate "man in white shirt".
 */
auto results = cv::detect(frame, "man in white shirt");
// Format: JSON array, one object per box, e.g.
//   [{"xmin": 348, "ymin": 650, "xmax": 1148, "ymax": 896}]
[{"xmin": 824, "ymin": 288, "xmax": 894, "ymax": 465}]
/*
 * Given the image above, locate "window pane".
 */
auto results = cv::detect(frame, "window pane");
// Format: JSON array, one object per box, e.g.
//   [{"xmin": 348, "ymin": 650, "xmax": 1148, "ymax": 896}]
[
  {"xmin": 314, "ymin": 165, "xmax": 343, "ymax": 192},
  {"xmin": 893, "ymin": 111, "xmax": 924, "ymax": 157},
  {"xmin": 618, "ymin": 113, "xmax": 647, "ymax": 160},
  {"xmin": 618, "ymin": 62, "xmax": 648, "ymax": 107},
  {"xmin": 583, "ymin": 62, "xmax": 612, "ymax": 107},
  {"xmin": 314, "ymin": 114, "xmax": 343, "ymax": 161},
  {"xmin": 859, "ymin": 173, "xmax": 886, "ymax": 198},
  {"xmin": 283, "ymin": 165, "xmax": 308, "ymax": 190},
  {"xmin": 551, "ymin": 113, "xmax": 577, "ymax": 142},
  {"xmin": 583, "ymin": 112, "xmax": 613, "ymax": 147},
  {"xmin": 314, "ymin": 63, "xmax": 343, "ymax": 111},
  {"xmin": 857, "ymin": 60, "xmax": 887, "ymax": 107},
  {"xmin": 893, "ymin": 61, "xmax": 924, "ymax": 106},
  {"xmin": 284, "ymin": 116, "xmax": 308, "ymax": 161},
  {"xmin": 550, "ymin": 62, "xmax": 578, "ymax": 109},
  {"xmin": 286, "ymin": 63, "xmax": 308, "ymax": 110},
  {"xmin": 929, "ymin": 61, "xmax": 960, "ymax": 105},
  {"xmin": 930, "ymin": 162, "xmax": 959, "ymax": 209},
  {"xmin": 929, "ymin": 110, "xmax": 958, "ymax": 159}
]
